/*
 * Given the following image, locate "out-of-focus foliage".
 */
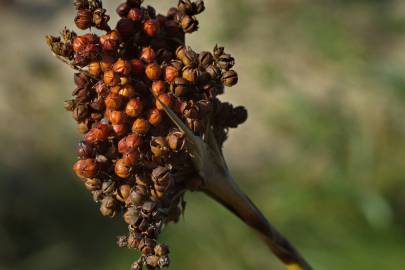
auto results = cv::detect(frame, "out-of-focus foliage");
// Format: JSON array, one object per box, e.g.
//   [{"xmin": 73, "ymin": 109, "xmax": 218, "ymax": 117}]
[{"xmin": 0, "ymin": 0, "xmax": 404, "ymax": 269}]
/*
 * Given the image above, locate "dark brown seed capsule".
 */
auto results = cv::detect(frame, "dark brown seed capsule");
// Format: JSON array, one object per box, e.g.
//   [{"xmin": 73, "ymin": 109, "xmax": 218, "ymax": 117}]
[
  {"xmin": 167, "ymin": 130, "xmax": 185, "ymax": 152},
  {"xmin": 171, "ymin": 77, "xmax": 189, "ymax": 96},
  {"xmin": 116, "ymin": 18, "xmax": 135, "ymax": 39},
  {"xmin": 116, "ymin": 2, "xmax": 130, "ymax": 17},
  {"xmin": 178, "ymin": 0, "xmax": 193, "ymax": 14},
  {"xmin": 180, "ymin": 15, "xmax": 199, "ymax": 33},
  {"xmin": 75, "ymin": 9, "xmax": 92, "ymax": 30},
  {"xmin": 100, "ymin": 196, "xmax": 118, "ymax": 217},
  {"xmin": 150, "ymin": 137, "xmax": 169, "ymax": 157},
  {"xmin": 77, "ymin": 141, "xmax": 95, "ymax": 159},
  {"xmin": 146, "ymin": 255, "xmax": 159, "ymax": 268},
  {"xmin": 123, "ymin": 207, "xmax": 140, "ymax": 225},
  {"xmin": 221, "ymin": 70, "xmax": 238, "ymax": 87},
  {"xmin": 102, "ymin": 180, "xmax": 116, "ymax": 194},
  {"xmin": 198, "ymin": 51, "xmax": 214, "ymax": 68},
  {"xmin": 154, "ymin": 244, "xmax": 170, "ymax": 256}
]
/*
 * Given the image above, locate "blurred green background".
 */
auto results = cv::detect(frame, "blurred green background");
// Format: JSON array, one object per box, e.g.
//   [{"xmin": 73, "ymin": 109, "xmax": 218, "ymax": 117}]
[{"xmin": 1, "ymin": 0, "xmax": 405, "ymax": 269}]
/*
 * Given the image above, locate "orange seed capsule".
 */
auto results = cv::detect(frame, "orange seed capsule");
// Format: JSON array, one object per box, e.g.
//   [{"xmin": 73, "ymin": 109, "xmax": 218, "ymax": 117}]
[
  {"xmin": 148, "ymin": 108, "xmax": 163, "ymax": 126},
  {"xmin": 145, "ymin": 63, "xmax": 161, "ymax": 81},
  {"xmin": 125, "ymin": 98, "xmax": 144, "ymax": 117},
  {"xmin": 73, "ymin": 159, "xmax": 98, "ymax": 179},
  {"xmin": 155, "ymin": 93, "xmax": 173, "ymax": 111},
  {"xmin": 132, "ymin": 118, "xmax": 150, "ymax": 135},
  {"xmin": 115, "ymin": 159, "xmax": 131, "ymax": 178}
]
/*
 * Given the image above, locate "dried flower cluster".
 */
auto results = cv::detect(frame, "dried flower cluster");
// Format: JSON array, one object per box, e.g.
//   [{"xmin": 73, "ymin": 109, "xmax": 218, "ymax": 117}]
[{"xmin": 47, "ymin": 0, "xmax": 247, "ymax": 269}]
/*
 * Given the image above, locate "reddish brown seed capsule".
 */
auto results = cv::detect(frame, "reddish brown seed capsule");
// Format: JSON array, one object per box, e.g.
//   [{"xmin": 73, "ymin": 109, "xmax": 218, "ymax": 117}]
[
  {"xmin": 72, "ymin": 36, "xmax": 89, "ymax": 53},
  {"xmin": 116, "ymin": 184, "xmax": 132, "ymax": 202},
  {"xmin": 143, "ymin": 19, "xmax": 160, "ymax": 37},
  {"xmin": 140, "ymin": 47, "xmax": 156, "ymax": 63},
  {"xmin": 128, "ymin": 8, "xmax": 143, "ymax": 21},
  {"xmin": 105, "ymin": 93, "xmax": 123, "ymax": 110},
  {"xmin": 125, "ymin": 98, "xmax": 144, "ymax": 118},
  {"xmin": 115, "ymin": 159, "xmax": 131, "ymax": 178},
  {"xmin": 73, "ymin": 159, "xmax": 98, "ymax": 178},
  {"xmin": 122, "ymin": 150, "xmax": 140, "ymax": 166},
  {"xmin": 155, "ymin": 93, "xmax": 173, "ymax": 111},
  {"xmin": 77, "ymin": 141, "xmax": 94, "ymax": 159},
  {"xmin": 75, "ymin": 9, "xmax": 92, "ymax": 30},
  {"xmin": 113, "ymin": 59, "xmax": 132, "ymax": 76},
  {"xmin": 100, "ymin": 30, "xmax": 120, "ymax": 51},
  {"xmin": 132, "ymin": 118, "xmax": 150, "ymax": 135},
  {"xmin": 145, "ymin": 63, "xmax": 162, "ymax": 81},
  {"xmin": 151, "ymin": 80, "xmax": 167, "ymax": 96},
  {"xmin": 109, "ymin": 110, "xmax": 126, "ymax": 125},
  {"xmin": 84, "ymin": 124, "xmax": 110, "ymax": 144},
  {"xmin": 103, "ymin": 70, "xmax": 120, "ymax": 87},
  {"xmin": 148, "ymin": 108, "xmax": 163, "ymax": 126},
  {"xmin": 112, "ymin": 124, "xmax": 128, "ymax": 137},
  {"xmin": 118, "ymin": 134, "xmax": 143, "ymax": 153}
]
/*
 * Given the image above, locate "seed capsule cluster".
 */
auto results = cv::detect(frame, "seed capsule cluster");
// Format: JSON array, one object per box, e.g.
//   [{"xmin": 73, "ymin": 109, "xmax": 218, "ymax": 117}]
[{"xmin": 47, "ymin": 1, "xmax": 247, "ymax": 269}]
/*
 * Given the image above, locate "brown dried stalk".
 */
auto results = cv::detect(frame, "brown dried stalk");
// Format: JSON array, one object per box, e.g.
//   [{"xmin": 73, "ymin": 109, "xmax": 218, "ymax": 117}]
[{"xmin": 157, "ymin": 95, "xmax": 314, "ymax": 270}]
